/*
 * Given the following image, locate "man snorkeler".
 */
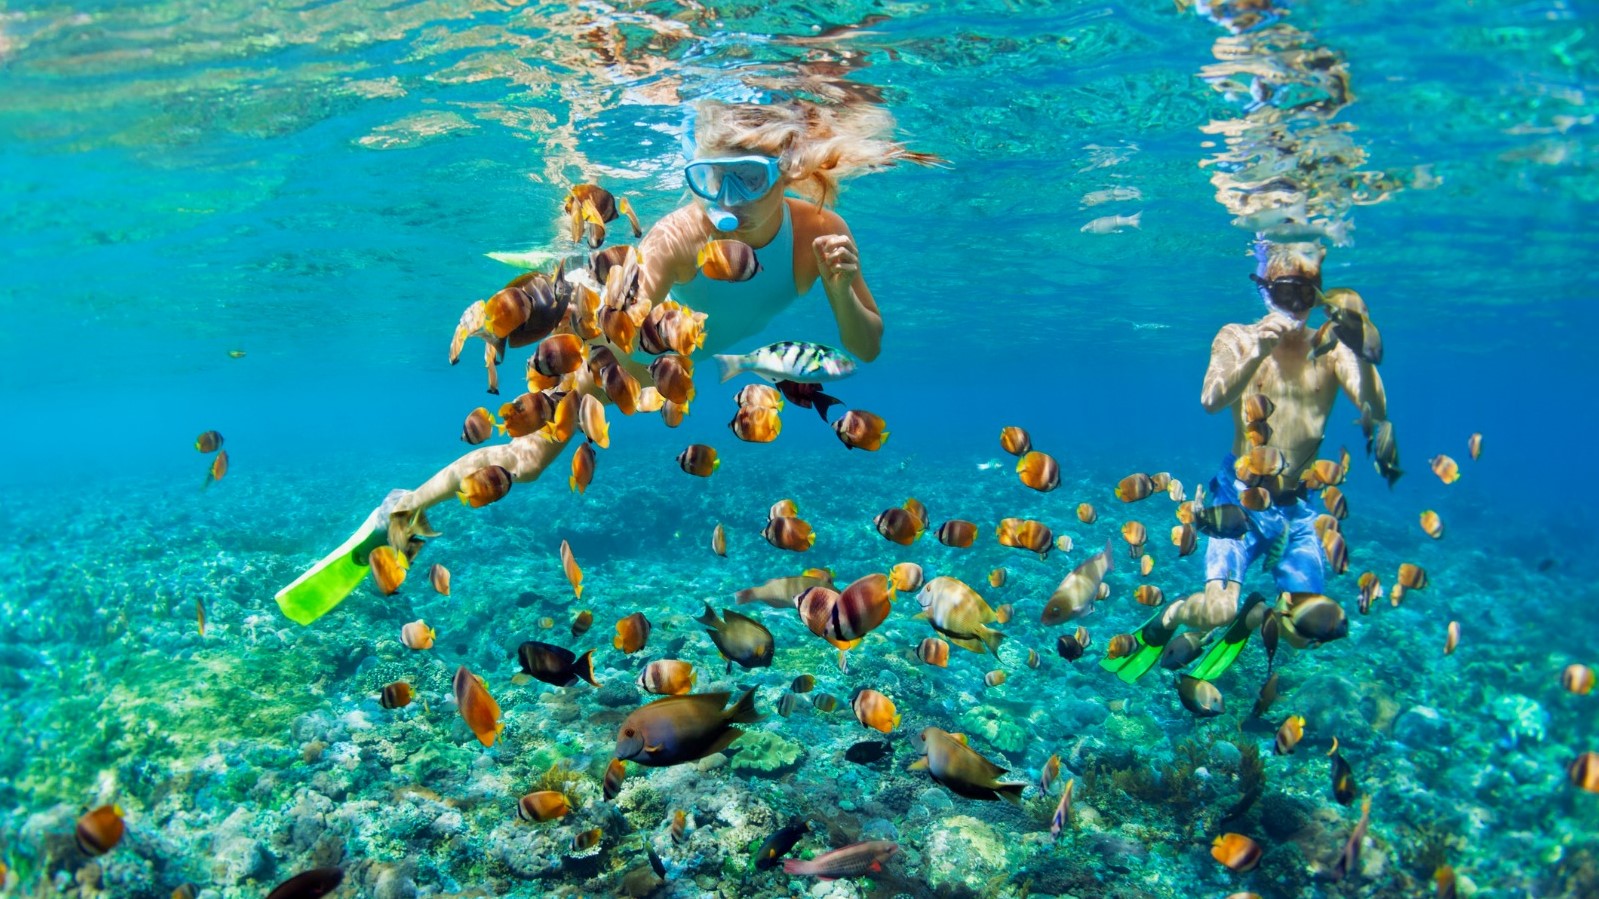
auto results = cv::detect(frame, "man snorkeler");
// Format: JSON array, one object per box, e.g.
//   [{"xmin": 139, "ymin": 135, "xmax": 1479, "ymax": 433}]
[
  {"xmin": 1104, "ymin": 238, "xmax": 1392, "ymax": 682},
  {"xmin": 276, "ymin": 99, "xmax": 938, "ymax": 624}
]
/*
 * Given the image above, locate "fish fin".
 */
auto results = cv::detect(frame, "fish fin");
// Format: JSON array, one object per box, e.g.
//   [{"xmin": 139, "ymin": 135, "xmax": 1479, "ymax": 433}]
[
  {"xmin": 911, "ymin": 611, "xmax": 929, "ymax": 621},
  {"xmin": 694, "ymin": 602, "xmax": 720, "ymax": 627},
  {"xmin": 705, "ymin": 726, "xmax": 744, "ymax": 757},
  {"xmin": 908, "ymin": 757, "xmax": 929, "ymax": 771},
  {"xmin": 978, "ymin": 626, "xmax": 1006, "ymax": 655},
  {"xmin": 812, "ymin": 391, "xmax": 843, "ymax": 422},
  {"xmin": 996, "ymin": 783, "xmax": 1026, "ymax": 805},
  {"xmin": 725, "ymin": 687, "xmax": 761, "ymax": 724},
  {"xmin": 574, "ymin": 650, "xmax": 599, "ymax": 687},
  {"xmin": 714, "ymin": 354, "xmax": 743, "ymax": 383},
  {"xmin": 644, "ymin": 742, "xmax": 663, "ymax": 754}
]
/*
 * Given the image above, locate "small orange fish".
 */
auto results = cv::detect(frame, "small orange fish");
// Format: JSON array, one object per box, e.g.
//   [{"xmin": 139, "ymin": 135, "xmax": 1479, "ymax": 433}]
[
  {"xmin": 196, "ymin": 598, "xmax": 206, "ymax": 638},
  {"xmin": 661, "ymin": 398, "xmax": 689, "ymax": 428},
  {"xmin": 532, "ymin": 333, "xmax": 588, "ymax": 379},
  {"xmin": 918, "ymin": 637, "xmax": 950, "ymax": 667},
  {"xmin": 1149, "ymin": 472, "xmax": 1171, "ymax": 493},
  {"xmin": 1055, "ymin": 535, "xmax": 1075, "ymax": 553},
  {"xmin": 999, "ymin": 426, "xmax": 1032, "ymax": 456},
  {"xmin": 578, "ymin": 395, "xmax": 610, "ymax": 449},
  {"xmin": 890, "ymin": 562, "xmax": 925, "ymax": 593},
  {"xmin": 735, "ymin": 384, "xmax": 784, "ymax": 410},
  {"xmin": 648, "ymin": 353, "xmax": 696, "ymax": 405},
  {"xmin": 875, "ymin": 507, "xmax": 924, "ymax": 546},
  {"xmin": 995, "ymin": 603, "xmax": 1013, "ymax": 624},
  {"xmin": 546, "ymin": 389, "xmax": 582, "ymax": 442},
  {"xmin": 988, "ymin": 567, "xmax": 1007, "ymax": 588},
  {"xmin": 1430, "ymin": 455, "xmax": 1460, "ymax": 484},
  {"xmin": 1027, "ymin": 648, "xmax": 1040, "ymax": 668},
  {"xmin": 1140, "ymin": 554, "xmax": 1154, "ymax": 577},
  {"xmin": 603, "ymin": 757, "xmax": 626, "ymax": 800},
  {"xmin": 1444, "ymin": 621, "xmax": 1460, "ymax": 655},
  {"xmin": 1322, "ymin": 486, "xmax": 1348, "ymax": 521},
  {"xmin": 369, "ymin": 545, "xmax": 408, "ymax": 595},
  {"xmin": 1016, "ymin": 451, "xmax": 1061, "ymax": 492},
  {"xmin": 204, "ymin": 450, "xmax": 229, "ymax": 487},
  {"xmin": 613, "ymin": 611, "xmax": 651, "ymax": 653},
  {"xmin": 571, "ymin": 610, "xmax": 594, "ymax": 637},
  {"xmin": 670, "ymin": 809, "xmax": 689, "ymax": 843},
  {"xmin": 1569, "ymin": 752, "xmax": 1599, "ymax": 793},
  {"xmin": 380, "ymin": 681, "xmax": 413, "ymax": 709},
  {"xmin": 462, "ymin": 407, "xmax": 495, "ymax": 445},
  {"xmin": 711, "ymin": 523, "xmax": 727, "ymax": 557},
  {"xmin": 1171, "ymin": 523, "xmax": 1196, "ymax": 556},
  {"xmin": 1240, "ymin": 487, "xmax": 1272, "ymax": 512},
  {"xmin": 1210, "ymin": 833, "xmax": 1263, "ymax": 873},
  {"xmin": 997, "ymin": 517, "xmax": 1053, "ymax": 558},
  {"xmin": 1135, "ymin": 585, "xmax": 1164, "ymax": 606},
  {"xmin": 1274, "ymin": 715, "xmax": 1305, "ymax": 754},
  {"xmin": 1115, "ymin": 473, "xmax": 1153, "ymax": 502},
  {"xmin": 597, "ymin": 362, "xmax": 641, "ymax": 415},
  {"xmin": 1357, "ymin": 571, "xmax": 1381, "ymax": 614},
  {"xmin": 852, "ymin": 689, "xmax": 900, "ymax": 733},
  {"xmin": 1562, "ymin": 664, "xmax": 1595, "ymax": 695},
  {"xmin": 401, "ymin": 620, "xmax": 435, "ymax": 650},
  {"xmin": 453, "ymin": 665, "xmax": 503, "ymax": 747},
  {"xmin": 560, "ymin": 540, "xmax": 583, "ymax": 599},
  {"xmin": 570, "ymin": 442, "xmax": 596, "ymax": 493},
  {"xmin": 1398, "ymin": 562, "xmax": 1428, "ymax": 589},
  {"xmin": 1242, "ymin": 393, "xmax": 1274, "ymax": 422},
  {"xmin": 1312, "ymin": 459, "xmax": 1346, "ymax": 487},
  {"xmin": 458, "ymin": 465, "xmax": 514, "ymax": 508},
  {"xmin": 984, "ymin": 670, "xmax": 1007, "ymax": 687},
  {"xmin": 1419, "ymin": 510, "xmax": 1443, "ymax": 539},
  {"xmin": 573, "ymin": 827, "xmax": 604, "ymax": 851},
  {"xmin": 1468, "ymin": 433, "xmax": 1482, "ymax": 461},
  {"xmin": 1121, "ymin": 520, "xmax": 1147, "ymax": 549},
  {"xmin": 1245, "ymin": 419, "xmax": 1272, "ymax": 447},
  {"xmin": 518, "ymin": 790, "xmax": 570, "ymax": 822},
  {"xmin": 194, "ymin": 430, "xmax": 223, "ymax": 453},
  {"xmin": 730, "ymin": 405, "xmax": 783, "ymax": 443},
  {"xmin": 1313, "ymin": 514, "xmax": 1340, "ymax": 542},
  {"xmin": 1105, "ymin": 633, "xmax": 1136, "ymax": 660},
  {"xmin": 1246, "ymin": 446, "xmax": 1288, "ymax": 478},
  {"xmin": 937, "ymin": 519, "xmax": 978, "ymax": 548},
  {"xmin": 698, "ymin": 239, "xmax": 761, "ymax": 281},
  {"xmin": 677, "ymin": 444, "xmax": 719, "ymax": 476},
  {"xmin": 637, "ymin": 660, "xmax": 698, "ymax": 696},
  {"xmin": 428, "ymin": 563, "xmax": 451, "ymax": 596},
  {"xmin": 1322, "ymin": 530, "xmax": 1349, "ymax": 575},
  {"xmin": 765, "ymin": 516, "xmax": 817, "ymax": 552},
  {"xmin": 1077, "ymin": 503, "xmax": 1098, "ymax": 524},
  {"xmin": 75, "ymin": 804, "xmax": 125, "ymax": 856},
  {"xmin": 498, "ymin": 391, "xmax": 556, "ymax": 438},
  {"xmin": 834, "ymin": 410, "xmax": 890, "ymax": 451},
  {"xmin": 770, "ymin": 498, "xmax": 800, "ymax": 520}
]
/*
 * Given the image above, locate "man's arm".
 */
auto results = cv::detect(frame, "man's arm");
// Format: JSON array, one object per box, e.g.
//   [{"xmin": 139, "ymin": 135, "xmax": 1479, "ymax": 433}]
[
  {"xmin": 812, "ymin": 212, "xmax": 882, "ymax": 362},
  {"xmin": 1201, "ymin": 322, "xmax": 1273, "ymax": 413},
  {"xmin": 1332, "ymin": 343, "xmax": 1387, "ymax": 420}
]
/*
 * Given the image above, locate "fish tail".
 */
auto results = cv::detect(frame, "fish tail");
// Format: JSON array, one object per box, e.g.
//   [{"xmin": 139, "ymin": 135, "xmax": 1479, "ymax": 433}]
[
  {"xmin": 978, "ymin": 625, "xmax": 1006, "ymax": 655},
  {"xmin": 694, "ymin": 602, "xmax": 720, "ymax": 627},
  {"xmin": 1128, "ymin": 210, "xmax": 1143, "ymax": 229},
  {"xmin": 725, "ymin": 687, "xmax": 762, "ymax": 724},
  {"xmin": 995, "ymin": 783, "xmax": 1025, "ymax": 805},
  {"xmin": 574, "ymin": 650, "xmax": 600, "ymax": 687},
  {"xmin": 714, "ymin": 354, "xmax": 744, "ymax": 383},
  {"xmin": 811, "ymin": 391, "xmax": 843, "ymax": 422}
]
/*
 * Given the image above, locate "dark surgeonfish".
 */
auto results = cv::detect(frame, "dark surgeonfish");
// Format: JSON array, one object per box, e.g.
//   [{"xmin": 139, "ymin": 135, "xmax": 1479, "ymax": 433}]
[
  {"xmin": 695, "ymin": 604, "xmax": 775, "ymax": 671},
  {"xmin": 517, "ymin": 640, "xmax": 599, "ymax": 688},
  {"xmin": 775, "ymin": 379, "xmax": 843, "ymax": 421},
  {"xmin": 614, "ymin": 689, "xmax": 760, "ymax": 767},
  {"xmin": 756, "ymin": 819, "xmax": 812, "ymax": 869},
  {"xmin": 266, "ymin": 868, "xmax": 344, "ymax": 899},
  {"xmin": 912, "ymin": 727, "xmax": 1025, "ymax": 803}
]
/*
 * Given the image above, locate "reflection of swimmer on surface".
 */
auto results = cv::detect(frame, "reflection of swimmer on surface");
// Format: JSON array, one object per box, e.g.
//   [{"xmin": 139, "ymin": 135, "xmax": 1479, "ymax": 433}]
[
  {"xmin": 1151, "ymin": 238, "xmax": 1393, "ymax": 670},
  {"xmin": 277, "ymin": 99, "xmax": 938, "ymax": 623}
]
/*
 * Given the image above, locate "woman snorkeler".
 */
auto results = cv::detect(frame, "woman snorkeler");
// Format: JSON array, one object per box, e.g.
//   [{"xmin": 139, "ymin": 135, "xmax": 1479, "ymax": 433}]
[{"xmin": 276, "ymin": 98, "xmax": 940, "ymax": 623}]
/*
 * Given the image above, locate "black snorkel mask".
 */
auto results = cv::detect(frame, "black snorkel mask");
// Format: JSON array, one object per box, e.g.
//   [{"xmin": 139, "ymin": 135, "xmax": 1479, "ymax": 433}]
[{"xmin": 1250, "ymin": 273, "xmax": 1320, "ymax": 316}]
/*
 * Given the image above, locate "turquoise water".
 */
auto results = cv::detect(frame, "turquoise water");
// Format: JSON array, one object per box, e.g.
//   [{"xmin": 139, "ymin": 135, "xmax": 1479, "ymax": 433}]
[{"xmin": 3, "ymin": 0, "xmax": 1599, "ymax": 896}]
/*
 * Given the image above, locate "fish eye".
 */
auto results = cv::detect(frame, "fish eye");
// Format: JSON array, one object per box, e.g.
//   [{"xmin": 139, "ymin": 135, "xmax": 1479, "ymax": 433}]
[{"xmin": 623, "ymin": 728, "xmax": 635, "ymax": 737}]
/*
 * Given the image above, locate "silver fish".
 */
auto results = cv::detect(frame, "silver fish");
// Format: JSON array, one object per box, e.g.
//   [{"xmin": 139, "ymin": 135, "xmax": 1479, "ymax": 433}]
[
  {"xmin": 1081, "ymin": 186, "xmax": 1143, "ymax": 207},
  {"xmin": 714, "ymin": 341, "xmax": 858, "ymax": 384},
  {"xmin": 1080, "ymin": 212, "xmax": 1142, "ymax": 234}
]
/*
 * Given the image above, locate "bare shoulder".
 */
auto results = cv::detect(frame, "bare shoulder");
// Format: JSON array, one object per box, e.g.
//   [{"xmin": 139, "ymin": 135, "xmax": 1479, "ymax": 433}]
[
  {"xmin": 1213, "ymin": 321, "xmax": 1254, "ymax": 346},
  {"xmin": 787, "ymin": 198, "xmax": 850, "ymax": 239}
]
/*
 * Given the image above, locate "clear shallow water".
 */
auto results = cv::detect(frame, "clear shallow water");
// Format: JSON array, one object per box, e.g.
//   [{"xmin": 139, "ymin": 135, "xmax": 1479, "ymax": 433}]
[{"xmin": 3, "ymin": 0, "xmax": 1599, "ymax": 897}]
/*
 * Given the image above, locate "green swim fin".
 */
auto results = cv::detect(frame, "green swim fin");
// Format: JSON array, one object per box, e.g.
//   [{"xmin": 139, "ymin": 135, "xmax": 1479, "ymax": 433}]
[
  {"xmin": 275, "ymin": 490, "xmax": 408, "ymax": 625},
  {"xmin": 1188, "ymin": 593, "xmax": 1267, "ymax": 681},
  {"xmin": 1100, "ymin": 609, "xmax": 1178, "ymax": 684}
]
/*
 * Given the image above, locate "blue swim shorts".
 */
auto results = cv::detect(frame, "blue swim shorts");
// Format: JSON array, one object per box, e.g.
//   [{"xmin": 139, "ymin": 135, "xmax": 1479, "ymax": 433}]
[{"xmin": 1203, "ymin": 454, "xmax": 1326, "ymax": 594}]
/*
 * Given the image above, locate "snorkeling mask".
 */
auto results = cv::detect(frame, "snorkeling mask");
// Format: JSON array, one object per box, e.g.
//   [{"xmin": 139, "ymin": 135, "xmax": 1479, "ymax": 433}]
[
  {"xmin": 1250, "ymin": 273, "xmax": 1320, "ymax": 316},
  {"xmin": 685, "ymin": 155, "xmax": 781, "ymax": 231}
]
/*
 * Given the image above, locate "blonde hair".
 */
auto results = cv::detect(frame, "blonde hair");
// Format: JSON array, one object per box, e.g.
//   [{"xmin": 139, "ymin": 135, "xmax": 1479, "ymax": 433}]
[
  {"xmin": 692, "ymin": 100, "xmax": 941, "ymax": 207},
  {"xmin": 1264, "ymin": 241, "xmax": 1326, "ymax": 286}
]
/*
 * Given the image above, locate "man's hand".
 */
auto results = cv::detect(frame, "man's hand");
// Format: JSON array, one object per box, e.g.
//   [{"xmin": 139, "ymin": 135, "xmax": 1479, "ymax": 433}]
[
  {"xmin": 1255, "ymin": 315, "xmax": 1297, "ymax": 357},
  {"xmin": 813, "ymin": 234, "xmax": 859, "ymax": 296}
]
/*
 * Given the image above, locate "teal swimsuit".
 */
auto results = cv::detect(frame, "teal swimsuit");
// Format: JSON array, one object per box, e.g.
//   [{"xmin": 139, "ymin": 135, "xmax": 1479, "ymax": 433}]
[{"xmin": 661, "ymin": 199, "xmax": 802, "ymax": 359}]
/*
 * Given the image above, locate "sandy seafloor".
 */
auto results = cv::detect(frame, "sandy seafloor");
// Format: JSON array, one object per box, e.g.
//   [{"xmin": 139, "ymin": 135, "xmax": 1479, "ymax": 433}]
[{"xmin": 3, "ymin": 440, "xmax": 1597, "ymax": 899}]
